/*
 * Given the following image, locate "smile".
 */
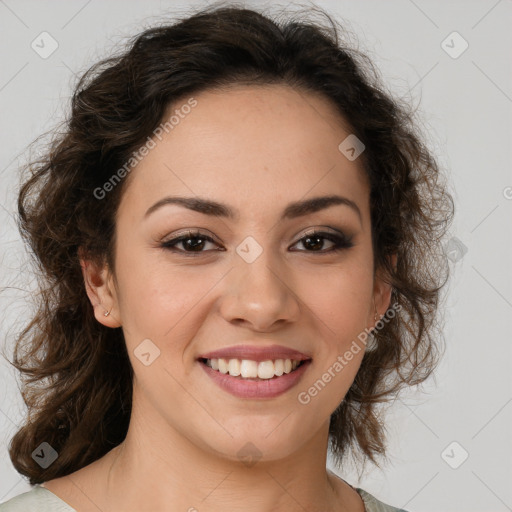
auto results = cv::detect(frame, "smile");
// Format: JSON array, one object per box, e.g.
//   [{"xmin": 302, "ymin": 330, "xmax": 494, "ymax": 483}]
[
  {"xmin": 202, "ymin": 357, "xmax": 305, "ymax": 379},
  {"xmin": 198, "ymin": 357, "xmax": 312, "ymax": 399}
]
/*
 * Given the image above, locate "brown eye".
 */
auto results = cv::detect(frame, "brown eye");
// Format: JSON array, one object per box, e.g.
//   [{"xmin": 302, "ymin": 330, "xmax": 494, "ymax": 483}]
[
  {"xmin": 161, "ymin": 231, "xmax": 220, "ymax": 255},
  {"xmin": 161, "ymin": 229, "xmax": 354, "ymax": 256},
  {"xmin": 290, "ymin": 231, "xmax": 354, "ymax": 253}
]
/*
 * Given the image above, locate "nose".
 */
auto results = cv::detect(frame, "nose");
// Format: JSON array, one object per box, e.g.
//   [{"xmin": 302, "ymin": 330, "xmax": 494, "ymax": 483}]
[{"xmin": 219, "ymin": 251, "xmax": 301, "ymax": 332}]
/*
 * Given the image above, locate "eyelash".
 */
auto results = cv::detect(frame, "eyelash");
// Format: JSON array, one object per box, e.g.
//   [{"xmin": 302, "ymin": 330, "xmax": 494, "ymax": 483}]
[{"xmin": 160, "ymin": 229, "xmax": 354, "ymax": 256}]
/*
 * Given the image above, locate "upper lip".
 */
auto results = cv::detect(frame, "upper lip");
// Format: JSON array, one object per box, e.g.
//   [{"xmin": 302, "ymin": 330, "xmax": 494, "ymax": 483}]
[{"xmin": 198, "ymin": 344, "xmax": 312, "ymax": 362}]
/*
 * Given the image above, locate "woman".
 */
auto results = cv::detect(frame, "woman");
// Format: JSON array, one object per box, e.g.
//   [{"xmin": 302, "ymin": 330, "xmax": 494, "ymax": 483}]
[{"xmin": 0, "ymin": 3, "xmax": 453, "ymax": 511}]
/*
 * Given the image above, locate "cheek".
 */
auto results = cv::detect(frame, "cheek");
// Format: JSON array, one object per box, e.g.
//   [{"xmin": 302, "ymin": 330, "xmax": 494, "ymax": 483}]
[
  {"xmin": 113, "ymin": 245, "xmax": 222, "ymax": 352},
  {"xmin": 303, "ymin": 262, "xmax": 373, "ymax": 333},
  {"xmin": 295, "ymin": 263, "xmax": 372, "ymax": 399}
]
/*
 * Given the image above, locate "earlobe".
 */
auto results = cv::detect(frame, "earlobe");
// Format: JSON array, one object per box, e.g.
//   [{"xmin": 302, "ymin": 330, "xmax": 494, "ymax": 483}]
[{"xmin": 79, "ymin": 251, "xmax": 121, "ymax": 328}]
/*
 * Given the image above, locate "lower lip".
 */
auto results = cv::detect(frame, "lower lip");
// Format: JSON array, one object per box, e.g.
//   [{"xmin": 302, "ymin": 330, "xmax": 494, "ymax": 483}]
[{"xmin": 199, "ymin": 360, "xmax": 311, "ymax": 399}]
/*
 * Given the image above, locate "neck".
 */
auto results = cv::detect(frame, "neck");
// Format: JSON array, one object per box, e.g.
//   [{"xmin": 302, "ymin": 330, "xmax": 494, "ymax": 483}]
[{"xmin": 96, "ymin": 391, "xmax": 359, "ymax": 512}]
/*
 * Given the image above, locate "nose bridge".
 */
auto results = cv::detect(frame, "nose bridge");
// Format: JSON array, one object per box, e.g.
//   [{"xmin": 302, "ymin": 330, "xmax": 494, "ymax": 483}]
[{"xmin": 220, "ymin": 236, "xmax": 300, "ymax": 329}]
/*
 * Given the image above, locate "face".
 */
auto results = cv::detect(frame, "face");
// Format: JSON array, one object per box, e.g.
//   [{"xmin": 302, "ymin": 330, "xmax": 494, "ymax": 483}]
[{"xmin": 88, "ymin": 84, "xmax": 391, "ymax": 464}]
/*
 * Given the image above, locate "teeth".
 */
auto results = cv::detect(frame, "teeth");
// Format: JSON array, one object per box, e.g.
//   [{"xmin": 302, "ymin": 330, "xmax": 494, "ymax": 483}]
[
  {"xmin": 218, "ymin": 358, "xmax": 228, "ymax": 374},
  {"xmin": 228, "ymin": 359, "xmax": 241, "ymax": 376},
  {"xmin": 204, "ymin": 358, "xmax": 304, "ymax": 379},
  {"xmin": 240, "ymin": 359, "xmax": 258, "ymax": 378},
  {"xmin": 257, "ymin": 360, "xmax": 275, "ymax": 379}
]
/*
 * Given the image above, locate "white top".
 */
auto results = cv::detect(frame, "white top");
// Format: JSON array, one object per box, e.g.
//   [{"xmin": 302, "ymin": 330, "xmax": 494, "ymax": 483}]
[{"xmin": 0, "ymin": 485, "xmax": 408, "ymax": 511}]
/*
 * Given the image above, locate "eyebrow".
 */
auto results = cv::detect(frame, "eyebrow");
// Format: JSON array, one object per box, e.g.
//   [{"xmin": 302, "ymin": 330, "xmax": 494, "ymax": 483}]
[{"xmin": 144, "ymin": 194, "xmax": 362, "ymax": 224}]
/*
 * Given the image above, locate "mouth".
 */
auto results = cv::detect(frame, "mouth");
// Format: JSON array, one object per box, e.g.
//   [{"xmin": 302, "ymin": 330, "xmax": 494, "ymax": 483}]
[
  {"xmin": 199, "ymin": 357, "xmax": 310, "ymax": 380},
  {"xmin": 197, "ymin": 356, "xmax": 312, "ymax": 399}
]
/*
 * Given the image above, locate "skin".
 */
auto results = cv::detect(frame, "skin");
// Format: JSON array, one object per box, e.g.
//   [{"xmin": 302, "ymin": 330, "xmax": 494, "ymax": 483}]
[{"xmin": 43, "ymin": 84, "xmax": 394, "ymax": 512}]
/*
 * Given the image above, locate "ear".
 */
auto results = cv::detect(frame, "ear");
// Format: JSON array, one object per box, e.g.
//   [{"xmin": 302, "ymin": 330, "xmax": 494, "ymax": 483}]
[
  {"xmin": 79, "ymin": 248, "xmax": 122, "ymax": 328},
  {"xmin": 368, "ymin": 253, "xmax": 397, "ymax": 330}
]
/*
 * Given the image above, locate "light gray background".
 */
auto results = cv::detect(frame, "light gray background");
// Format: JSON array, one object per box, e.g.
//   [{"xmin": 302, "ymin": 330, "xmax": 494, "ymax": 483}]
[{"xmin": 0, "ymin": 1, "xmax": 511, "ymax": 511}]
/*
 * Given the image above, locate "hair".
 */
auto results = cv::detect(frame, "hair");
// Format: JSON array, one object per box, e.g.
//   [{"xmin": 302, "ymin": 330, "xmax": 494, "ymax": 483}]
[{"xmin": 4, "ymin": 2, "xmax": 454, "ymax": 485}]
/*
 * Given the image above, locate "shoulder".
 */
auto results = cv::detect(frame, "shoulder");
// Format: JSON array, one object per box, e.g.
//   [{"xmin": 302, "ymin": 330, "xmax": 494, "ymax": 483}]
[
  {"xmin": 356, "ymin": 488, "xmax": 410, "ymax": 512},
  {"xmin": 0, "ymin": 485, "xmax": 76, "ymax": 512}
]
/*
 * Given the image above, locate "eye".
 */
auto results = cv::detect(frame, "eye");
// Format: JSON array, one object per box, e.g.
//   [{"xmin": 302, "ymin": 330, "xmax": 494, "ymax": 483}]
[
  {"xmin": 290, "ymin": 230, "xmax": 354, "ymax": 253},
  {"xmin": 160, "ymin": 230, "xmax": 222, "ymax": 256},
  {"xmin": 160, "ymin": 228, "xmax": 354, "ymax": 256}
]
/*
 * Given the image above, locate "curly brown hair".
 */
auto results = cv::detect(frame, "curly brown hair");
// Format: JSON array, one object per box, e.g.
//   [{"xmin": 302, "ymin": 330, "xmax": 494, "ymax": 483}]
[{"xmin": 4, "ymin": 2, "xmax": 454, "ymax": 485}]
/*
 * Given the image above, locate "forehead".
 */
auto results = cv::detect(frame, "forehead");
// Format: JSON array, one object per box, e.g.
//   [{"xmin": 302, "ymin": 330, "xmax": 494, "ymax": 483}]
[{"xmin": 119, "ymin": 84, "xmax": 370, "ymax": 221}]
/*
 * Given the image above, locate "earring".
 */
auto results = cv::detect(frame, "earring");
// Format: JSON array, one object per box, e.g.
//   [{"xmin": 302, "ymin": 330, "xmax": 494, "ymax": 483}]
[{"xmin": 103, "ymin": 308, "xmax": 112, "ymax": 317}]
